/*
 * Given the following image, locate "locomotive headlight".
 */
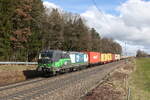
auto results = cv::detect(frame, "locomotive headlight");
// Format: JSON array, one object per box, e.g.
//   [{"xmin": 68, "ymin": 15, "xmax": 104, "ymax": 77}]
[{"xmin": 37, "ymin": 67, "xmax": 42, "ymax": 71}]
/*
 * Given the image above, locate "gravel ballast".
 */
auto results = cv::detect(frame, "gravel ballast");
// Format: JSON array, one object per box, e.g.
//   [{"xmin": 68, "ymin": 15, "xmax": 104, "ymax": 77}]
[{"xmin": 0, "ymin": 61, "xmax": 125, "ymax": 100}]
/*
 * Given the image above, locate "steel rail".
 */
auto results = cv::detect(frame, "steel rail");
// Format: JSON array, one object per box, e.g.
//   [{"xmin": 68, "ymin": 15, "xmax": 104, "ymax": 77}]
[{"xmin": 0, "ymin": 61, "xmax": 124, "ymax": 100}]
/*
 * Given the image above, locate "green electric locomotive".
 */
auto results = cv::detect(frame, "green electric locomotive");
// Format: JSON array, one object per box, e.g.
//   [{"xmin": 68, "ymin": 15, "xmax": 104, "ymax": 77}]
[
  {"xmin": 37, "ymin": 50, "xmax": 71, "ymax": 74},
  {"xmin": 37, "ymin": 50, "xmax": 89, "ymax": 74}
]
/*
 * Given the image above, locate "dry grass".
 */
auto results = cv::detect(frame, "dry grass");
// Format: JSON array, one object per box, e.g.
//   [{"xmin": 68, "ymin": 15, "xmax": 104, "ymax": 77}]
[
  {"xmin": 0, "ymin": 65, "xmax": 38, "ymax": 86},
  {"xmin": 0, "ymin": 65, "xmax": 37, "ymax": 71},
  {"xmin": 82, "ymin": 59, "xmax": 135, "ymax": 100}
]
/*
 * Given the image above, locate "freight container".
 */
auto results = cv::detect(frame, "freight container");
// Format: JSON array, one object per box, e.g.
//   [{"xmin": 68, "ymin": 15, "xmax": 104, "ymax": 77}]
[
  {"xmin": 107, "ymin": 53, "xmax": 112, "ymax": 62},
  {"xmin": 86, "ymin": 52, "xmax": 100, "ymax": 64},
  {"xmin": 69, "ymin": 53, "xmax": 76, "ymax": 63},
  {"xmin": 112, "ymin": 54, "xmax": 115, "ymax": 61},
  {"xmin": 84, "ymin": 53, "xmax": 89, "ymax": 62},
  {"xmin": 101, "ymin": 53, "xmax": 106, "ymax": 63},
  {"xmin": 105, "ymin": 53, "xmax": 108, "ymax": 63},
  {"xmin": 106, "ymin": 53, "xmax": 109, "ymax": 62},
  {"xmin": 69, "ymin": 52, "xmax": 88, "ymax": 64},
  {"xmin": 104, "ymin": 54, "xmax": 106, "ymax": 62},
  {"xmin": 115, "ymin": 54, "xmax": 121, "ymax": 61},
  {"xmin": 118, "ymin": 54, "xmax": 121, "ymax": 60},
  {"xmin": 115, "ymin": 54, "xmax": 118, "ymax": 60},
  {"xmin": 110, "ymin": 53, "xmax": 113, "ymax": 62},
  {"xmin": 110, "ymin": 53, "xmax": 113, "ymax": 61}
]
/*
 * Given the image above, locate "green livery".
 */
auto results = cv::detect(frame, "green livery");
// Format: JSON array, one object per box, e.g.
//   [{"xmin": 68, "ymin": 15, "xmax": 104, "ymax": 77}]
[
  {"xmin": 37, "ymin": 50, "xmax": 88, "ymax": 74},
  {"xmin": 38, "ymin": 58, "xmax": 71, "ymax": 68},
  {"xmin": 37, "ymin": 50, "xmax": 71, "ymax": 73}
]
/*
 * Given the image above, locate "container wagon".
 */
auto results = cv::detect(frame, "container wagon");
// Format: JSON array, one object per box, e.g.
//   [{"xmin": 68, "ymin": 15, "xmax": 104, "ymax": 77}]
[
  {"xmin": 37, "ymin": 50, "xmax": 121, "ymax": 75},
  {"xmin": 107, "ymin": 53, "xmax": 112, "ymax": 62},
  {"xmin": 69, "ymin": 51, "xmax": 88, "ymax": 67},
  {"xmin": 112, "ymin": 54, "xmax": 116, "ymax": 61},
  {"xmin": 37, "ymin": 50, "xmax": 88, "ymax": 74},
  {"xmin": 86, "ymin": 52, "xmax": 100, "ymax": 65},
  {"xmin": 101, "ymin": 53, "xmax": 107, "ymax": 64},
  {"xmin": 115, "ymin": 54, "xmax": 121, "ymax": 61}
]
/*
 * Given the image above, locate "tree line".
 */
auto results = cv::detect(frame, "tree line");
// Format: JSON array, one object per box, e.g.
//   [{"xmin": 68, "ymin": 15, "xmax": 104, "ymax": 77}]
[
  {"xmin": 136, "ymin": 50, "xmax": 149, "ymax": 57},
  {"xmin": 0, "ymin": 0, "xmax": 122, "ymax": 61}
]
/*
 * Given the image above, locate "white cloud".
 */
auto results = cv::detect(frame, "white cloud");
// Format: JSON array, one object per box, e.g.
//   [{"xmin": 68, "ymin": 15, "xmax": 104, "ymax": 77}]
[
  {"xmin": 81, "ymin": 0, "xmax": 150, "ymax": 55},
  {"xmin": 118, "ymin": 0, "xmax": 150, "ymax": 27},
  {"xmin": 43, "ymin": 1, "xmax": 60, "ymax": 9},
  {"xmin": 43, "ymin": 1, "xmax": 63, "ymax": 14},
  {"xmin": 116, "ymin": 40, "xmax": 145, "ymax": 56}
]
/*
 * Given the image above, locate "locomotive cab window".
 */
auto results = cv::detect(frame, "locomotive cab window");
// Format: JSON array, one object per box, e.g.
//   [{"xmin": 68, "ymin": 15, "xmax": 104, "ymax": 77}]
[
  {"xmin": 53, "ymin": 52, "xmax": 62, "ymax": 62},
  {"xmin": 39, "ymin": 52, "xmax": 53, "ymax": 59},
  {"xmin": 61, "ymin": 53, "xmax": 69, "ymax": 58}
]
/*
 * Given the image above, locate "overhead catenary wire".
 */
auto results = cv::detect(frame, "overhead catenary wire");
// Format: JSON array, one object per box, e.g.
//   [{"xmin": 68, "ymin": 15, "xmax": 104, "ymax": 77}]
[
  {"xmin": 92, "ymin": 0, "xmax": 103, "ymax": 14},
  {"xmin": 91, "ymin": 0, "xmax": 110, "ymax": 27},
  {"xmin": 91, "ymin": 0, "xmax": 128, "ymax": 56},
  {"xmin": 92, "ymin": 0, "xmax": 147, "ymax": 56},
  {"xmin": 91, "ymin": 0, "xmax": 111, "ymax": 52},
  {"xmin": 91, "ymin": 0, "xmax": 111, "ymax": 35}
]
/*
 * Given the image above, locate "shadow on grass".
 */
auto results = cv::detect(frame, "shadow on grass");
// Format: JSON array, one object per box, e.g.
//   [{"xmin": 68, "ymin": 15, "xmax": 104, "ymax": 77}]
[
  {"xmin": 23, "ymin": 70, "xmax": 43, "ymax": 79},
  {"xmin": 23, "ymin": 70, "xmax": 55, "ymax": 79}
]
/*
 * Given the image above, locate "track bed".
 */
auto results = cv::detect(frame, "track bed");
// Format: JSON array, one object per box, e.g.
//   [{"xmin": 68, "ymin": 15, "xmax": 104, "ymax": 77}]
[{"xmin": 0, "ymin": 60, "xmax": 125, "ymax": 100}]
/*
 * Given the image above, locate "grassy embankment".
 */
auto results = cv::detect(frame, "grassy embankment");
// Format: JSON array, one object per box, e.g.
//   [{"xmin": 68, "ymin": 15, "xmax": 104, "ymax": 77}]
[
  {"xmin": 129, "ymin": 58, "xmax": 150, "ymax": 100},
  {"xmin": 0, "ymin": 65, "xmax": 38, "ymax": 86},
  {"xmin": 0, "ymin": 65, "xmax": 36, "ymax": 71}
]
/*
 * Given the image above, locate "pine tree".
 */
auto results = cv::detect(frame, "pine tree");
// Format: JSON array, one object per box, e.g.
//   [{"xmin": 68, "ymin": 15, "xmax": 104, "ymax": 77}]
[
  {"xmin": 27, "ymin": 0, "xmax": 45, "ymax": 61},
  {"xmin": 0, "ymin": 0, "xmax": 14, "ymax": 60},
  {"xmin": 63, "ymin": 14, "xmax": 80, "ymax": 51},
  {"xmin": 42, "ymin": 9, "xmax": 64, "ymax": 50},
  {"xmin": 90, "ymin": 28, "xmax": 101, "ymax": 51},
  {"xmin": 73, "ymin": 17, "xmax": 90, "ymax": 51},
  {"xmin": 0, "ymin": 0, "xmax": 45, "ymax": 61},
  {"xmin": 0, "ymin": 0, "xmax": 122, "ymax": 61}
]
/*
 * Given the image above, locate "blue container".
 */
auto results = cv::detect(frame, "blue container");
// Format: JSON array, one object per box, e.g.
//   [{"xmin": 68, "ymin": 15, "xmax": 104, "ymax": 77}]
[
  {"xmin": 75, "ymin": 53, "xmax": 84, "ymax": 63},
  {"xmin": 69, "ymin": 52, "xmax": 88, "ymax": 64}
]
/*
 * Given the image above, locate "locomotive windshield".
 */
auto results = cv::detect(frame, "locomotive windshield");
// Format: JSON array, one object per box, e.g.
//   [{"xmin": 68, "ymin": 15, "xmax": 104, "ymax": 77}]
[{"xmin": 39, "ymin": 52, "xmax": 53, "ymax": 59}]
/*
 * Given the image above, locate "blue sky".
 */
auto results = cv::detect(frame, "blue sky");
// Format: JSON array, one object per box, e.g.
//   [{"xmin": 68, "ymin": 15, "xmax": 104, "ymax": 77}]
[
  {"xmin": 43, "ymin": 0, "xmax": 150, "ymax": 55},
  {"xmin": 43, "ymin": 0, "xmax": 127, "ymax": 14}
]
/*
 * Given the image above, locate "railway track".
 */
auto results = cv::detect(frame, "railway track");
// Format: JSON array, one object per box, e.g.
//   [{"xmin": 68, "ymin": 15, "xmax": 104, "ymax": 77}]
[
  {"xmin": 0, "ymin": 78, "xmax": 45, "ymax": 91},
  {"xmin": 0, "ymin": 60, "xmax": 125, "ymax": 100}
]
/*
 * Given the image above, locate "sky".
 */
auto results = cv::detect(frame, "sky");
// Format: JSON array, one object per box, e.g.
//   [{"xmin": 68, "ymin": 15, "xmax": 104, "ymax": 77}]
[{"xmin": 43, "ymin": 0, "xmax": 150, "ymax": 56}]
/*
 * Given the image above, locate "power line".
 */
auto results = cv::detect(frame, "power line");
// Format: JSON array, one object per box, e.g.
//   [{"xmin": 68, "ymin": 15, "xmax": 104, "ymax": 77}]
[
  {"xmin": 91, "ymin": 0, "xmax": 110, "ymax": 23},
  {"xmin": 92, "ymin": 0, "xmax": 126, "ymax": 56},
  {"xmin": 92, "ymin": 0, "xmax": 103, "ymax": 14},
  {"xmin": 91, "ymin": 0, "xmax": 112, "ymax": 36}
]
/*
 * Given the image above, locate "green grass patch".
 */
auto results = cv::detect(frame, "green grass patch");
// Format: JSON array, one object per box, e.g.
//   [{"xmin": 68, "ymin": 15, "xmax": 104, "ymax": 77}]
[
  {"xmin": 129, "ymin": 58, "xmax": 150, "ymax": 100},
  {"xmin": 134, "ymin": 58, "xmax": 150, "ymax": 91}
]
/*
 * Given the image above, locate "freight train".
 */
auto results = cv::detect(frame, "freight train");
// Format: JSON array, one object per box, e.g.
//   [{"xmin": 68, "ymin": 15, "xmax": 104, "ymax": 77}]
[{"xmin": 37, "ymin": 50, "xmax": 121, "ymax": 75}]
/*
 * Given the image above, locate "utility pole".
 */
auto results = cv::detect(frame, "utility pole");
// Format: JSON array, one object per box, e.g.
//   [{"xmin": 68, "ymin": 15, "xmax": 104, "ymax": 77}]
[
  {"xmin": 125, "ymin": 41, "xmax": 127, "ymax": 56},
  {"xmin": 125, "ymin": 41, "xmax": 128, "ymax": 64}
]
